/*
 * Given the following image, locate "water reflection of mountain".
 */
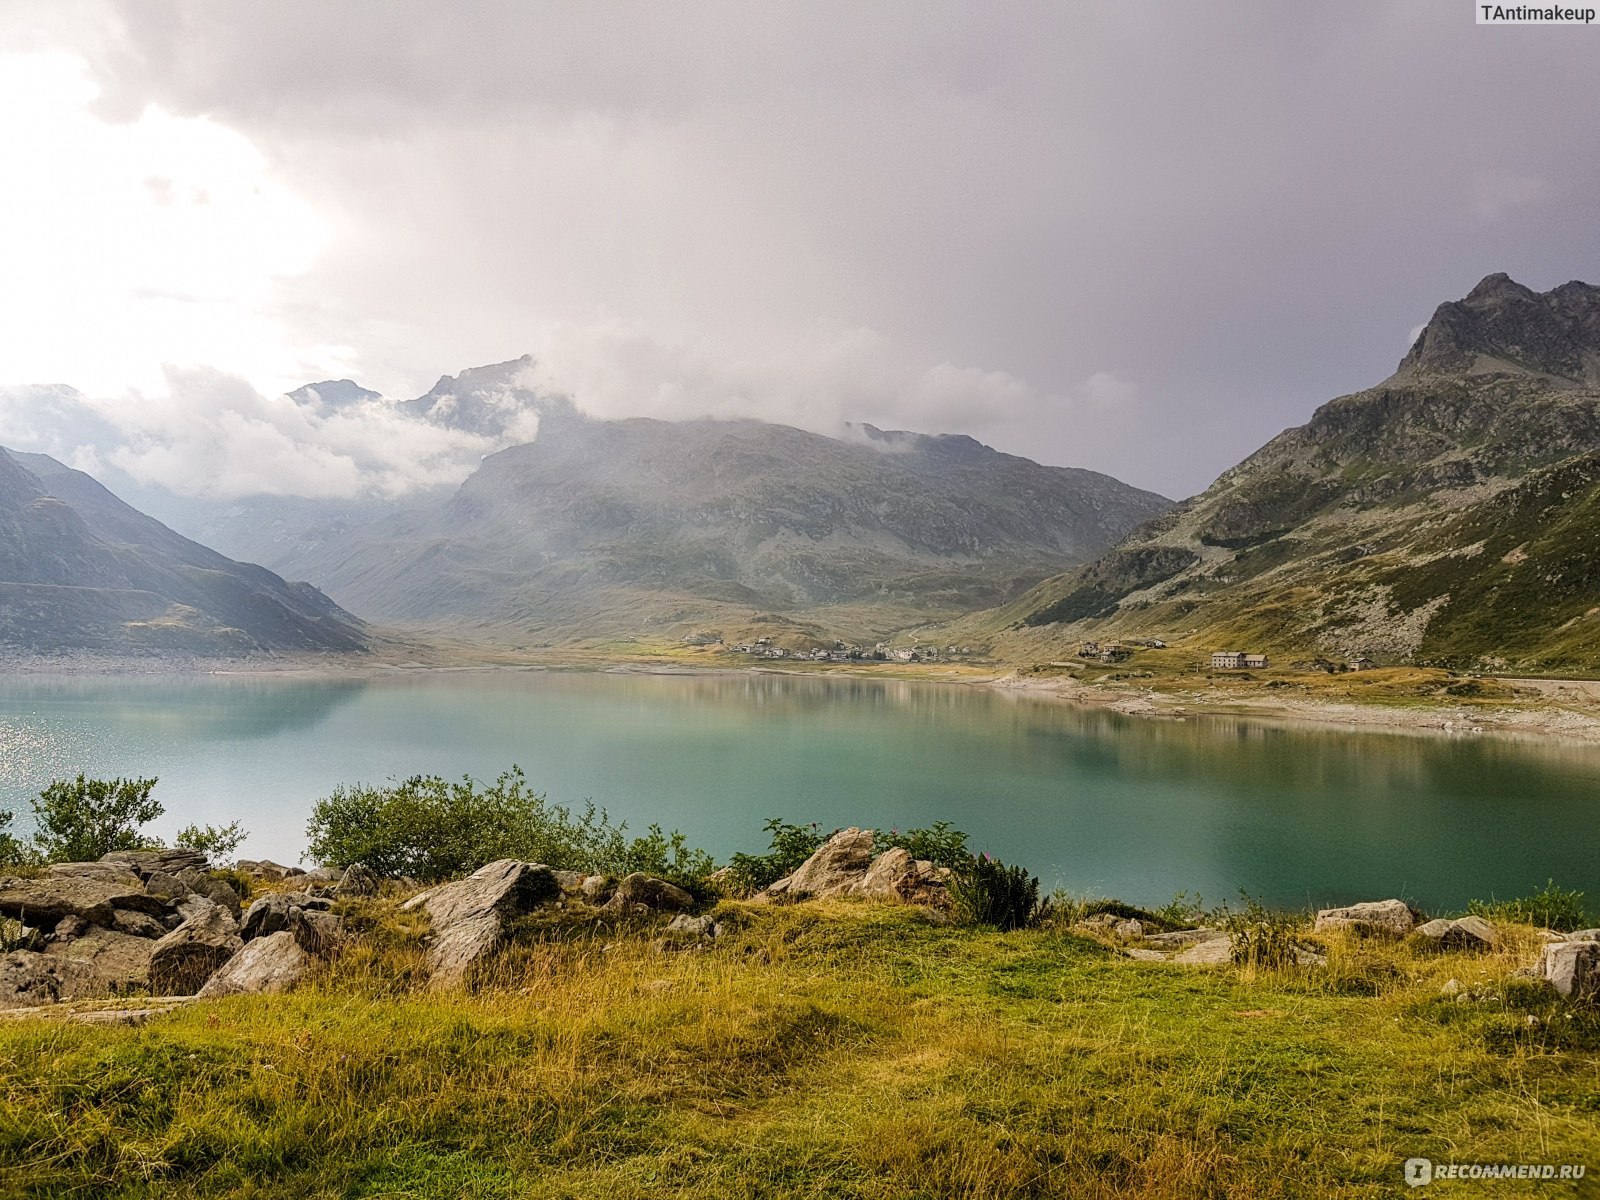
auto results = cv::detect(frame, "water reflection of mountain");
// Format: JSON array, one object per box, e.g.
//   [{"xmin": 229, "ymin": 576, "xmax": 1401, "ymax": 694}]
[{"xmin": 0, "ymin": 676, "xmax": 369, "ymax": 743}]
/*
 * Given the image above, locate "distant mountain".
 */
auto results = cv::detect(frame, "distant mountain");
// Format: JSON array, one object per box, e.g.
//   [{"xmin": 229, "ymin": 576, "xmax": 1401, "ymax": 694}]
[
  {"xmin": 979, "ymin": 274, "xmax": 1600, "ymax": 673},
  {"xmin": 0, "ymin": 448, "xmax": 367, "ymax": 656},
  {"xmin": 277, "ymin": 410, "xmax": 1172, "ymax": 637}
]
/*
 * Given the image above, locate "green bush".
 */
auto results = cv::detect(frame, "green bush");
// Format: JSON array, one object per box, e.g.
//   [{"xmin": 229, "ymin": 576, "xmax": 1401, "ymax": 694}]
[
  {"xmin": 1468, "ymin": 880, "xmax": 1589, "ymax": 931},
  {"xmin": 875, "ymin": 820, "xmax": 970, "ymax": 868},
  {"xmin": 304, "ymin": 766, "xmax": 712, "ymax": 885},
  {"xmin": 949, "ymin": 855, "xmax": 1040, "ymax": 932},
  {"xmin": 30, "ymin": 774, "xmax": 162, "ymax": 863},
  {"xmin": 175, "ymin": 820, "xmax": 249, "ymax": 864},
  {"xmin": 1216, "ymin": 893, "xmax": 1319, "ymax": 969},
  {"xmin": 725, "ymin": 819, "xmax": 828, "ymax": 893},
  {"xmin": 0, "ymin": 809, "xmax": 25, "ymax": 867}
]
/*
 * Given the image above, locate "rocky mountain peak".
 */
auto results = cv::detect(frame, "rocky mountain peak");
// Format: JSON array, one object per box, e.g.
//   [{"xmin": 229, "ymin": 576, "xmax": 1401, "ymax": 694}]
[{"xmin": 1400, "ymin": 273, "xmax": 1600, "ymax": 383}]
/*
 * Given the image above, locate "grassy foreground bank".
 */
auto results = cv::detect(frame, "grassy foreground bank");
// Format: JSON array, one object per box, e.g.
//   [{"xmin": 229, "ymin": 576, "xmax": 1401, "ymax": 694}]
[{"xmin": 3, "ymin": 896, "xmax": 1599, "ymax": 1198}]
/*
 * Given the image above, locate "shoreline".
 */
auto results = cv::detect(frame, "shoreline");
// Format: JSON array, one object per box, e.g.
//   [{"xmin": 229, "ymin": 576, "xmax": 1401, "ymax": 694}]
[{"xmin": 7, "ymin": 646, "xmax": 1600, "ymax": 746}]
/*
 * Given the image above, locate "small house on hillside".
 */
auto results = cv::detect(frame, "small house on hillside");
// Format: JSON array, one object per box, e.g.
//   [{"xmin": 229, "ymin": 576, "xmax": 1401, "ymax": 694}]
[{"xmin": 1211, "ymin": 651, "xmax": 1270, "ymax": 670}]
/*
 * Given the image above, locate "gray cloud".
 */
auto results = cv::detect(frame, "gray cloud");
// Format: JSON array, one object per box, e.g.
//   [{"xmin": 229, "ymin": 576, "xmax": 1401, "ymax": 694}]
[{"xmin": 9, "ymin": 2, "xmax": 1600, "ymax": 497}]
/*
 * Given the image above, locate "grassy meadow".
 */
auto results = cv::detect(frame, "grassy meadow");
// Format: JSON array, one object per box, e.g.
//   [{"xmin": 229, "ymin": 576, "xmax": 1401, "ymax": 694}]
[{"xmin": 3, "ymin": 894, "xmax": 1598, "ymax": 1198}]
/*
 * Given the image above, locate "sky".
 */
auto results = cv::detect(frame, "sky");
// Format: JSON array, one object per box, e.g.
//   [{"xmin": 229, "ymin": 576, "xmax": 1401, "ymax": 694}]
[{"xmin": 0, "ymin": 1, "xmax": 1597, "ymax": 501}]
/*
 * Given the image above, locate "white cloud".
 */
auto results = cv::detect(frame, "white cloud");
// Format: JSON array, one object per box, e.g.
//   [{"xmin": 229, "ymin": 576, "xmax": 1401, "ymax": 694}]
[
  {"xmin": 0, "ymin": 51, "xmax": 330, "ymax": 397},
  {"xmin": 85, "ymin": 366, "xmax": 507, "ymax": 500},
  {"xmin": 1470, "ymin": 172, "xmax": 1551, "ymax": 221}
]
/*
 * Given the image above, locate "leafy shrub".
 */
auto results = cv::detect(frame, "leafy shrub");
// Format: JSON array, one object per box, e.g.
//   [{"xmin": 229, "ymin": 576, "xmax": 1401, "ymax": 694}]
[
  {"xmin": 0, "ymin": 809, "xmax": 26, "ymax": 867},
  {"xmin": 176, "ymin": 820, "xmax": 249, "ymax": 864},
  {"xmin": 949, "ymin": 855, "xmax": 1040, "ymax": 932},
  {"xmin": 1216, "ymin": 893, "xmax": 1319, "ymax": 969},
  {"xmin": 725, "ymin": 819, "xmax": 827, "ymax": 893},
  {"xmin": 304, "ymin": 766, "xmax": 712, "ymax": 884},
  {"xmin": 30, "ymin": 774, "xmax": 162, "ymax": 863},
  {"xmin": 875, "ymin": 820, "xmax": 970, "ymax": 869},
  {"xmin": 1468, "ymin": 879, "xmax": 1589, "ymax": 931}
]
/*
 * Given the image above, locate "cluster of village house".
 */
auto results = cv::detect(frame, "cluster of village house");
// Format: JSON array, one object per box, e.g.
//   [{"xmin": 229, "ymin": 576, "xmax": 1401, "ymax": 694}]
[
  {"xmin": 1078, "ymin": 640, "xmax": 1374, "ymax": 672},
  {"xmin": 688, "ymin": 634, "xmax": 967, "ymax": 663}
]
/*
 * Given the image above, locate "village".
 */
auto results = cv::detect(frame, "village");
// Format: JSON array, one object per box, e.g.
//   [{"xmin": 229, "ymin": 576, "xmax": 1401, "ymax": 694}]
[{"xmin": 683, "ymin": 633, "xmax": 970, "ymax": 664}]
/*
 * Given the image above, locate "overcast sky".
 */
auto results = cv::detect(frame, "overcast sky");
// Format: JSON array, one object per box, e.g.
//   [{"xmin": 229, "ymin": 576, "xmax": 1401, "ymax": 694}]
[{"xmin": 0, "ymin": 2, "xmax": 1596, "ymax": 500}]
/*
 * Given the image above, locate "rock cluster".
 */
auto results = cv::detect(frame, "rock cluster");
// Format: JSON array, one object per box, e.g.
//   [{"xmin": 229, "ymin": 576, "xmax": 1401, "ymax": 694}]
[
  {"xmin": 763, "ymin": 829, "xmax": 952, "ymax": 907},
  {"xmin": 0, "ymin": 850, "xmax": 348, "ymax": 1009}
]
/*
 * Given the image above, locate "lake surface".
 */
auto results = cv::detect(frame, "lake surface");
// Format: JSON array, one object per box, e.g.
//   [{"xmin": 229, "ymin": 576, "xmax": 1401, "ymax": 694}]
[{"xmin": 1, "ymin": 668, "xmax": 1596, "ymax": 911}]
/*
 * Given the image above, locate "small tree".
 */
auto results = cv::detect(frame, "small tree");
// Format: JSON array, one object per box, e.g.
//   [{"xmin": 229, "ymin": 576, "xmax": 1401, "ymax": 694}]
[
  {"xmin": 0, "ymin": 808, "xmax": 26, "ymax": 867},
  {"xmin": 31, "ymin": 774, "xmax": 162, "ymax": 863},
  {"xmin": 175, "ymin": 820, "xmax": 249, "ymax": 865}
]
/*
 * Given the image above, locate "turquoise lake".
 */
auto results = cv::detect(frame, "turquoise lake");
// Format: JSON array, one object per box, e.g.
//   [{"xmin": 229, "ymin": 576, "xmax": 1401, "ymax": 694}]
[{"xmin": 1, "ymin": 668, "xmax": 1596, "ymax": 912}]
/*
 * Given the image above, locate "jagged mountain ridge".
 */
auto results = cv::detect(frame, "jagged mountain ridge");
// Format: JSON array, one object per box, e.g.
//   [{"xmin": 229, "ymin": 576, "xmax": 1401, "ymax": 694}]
[
  {"xmin": 279, "ymin": 410, "xmax": 1173, "ymax": 631},
  {"xmin": 980, "ymin": 273, "xmax": 1600, "ymax": 673},
  {"xmin": 0, "ymin": 448, "xmax": 367, "ymax": 656}
]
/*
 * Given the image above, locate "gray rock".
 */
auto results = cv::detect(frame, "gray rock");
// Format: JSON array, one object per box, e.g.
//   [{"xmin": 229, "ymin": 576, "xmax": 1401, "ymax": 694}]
[
  {"xmin": 45, "ymin": 862, "xmax": 142, "ymax": 886},
  {"xmin": 579, "ymin": 876, "xmax": 613, "ymax": 903},
  {"xmin": 1313, "ymin": 899, "xmax": 1416, "ymax": 938},
  {"xmin": 1122, "ymin": 947, "xmax": 1168, "ymax": 962},
  {"xmin": 854, "ymin": 848, "xmax": 951, "ymax": 907},
  {"xmin": 0, "ymin": 874, "xmax": 163, "ymax": 926},
  {"xmin": 144, "ymin": 871, "xmax": 191, "ymax": 902},
  {"xmin": 666, "ymin": 914, "xmax": 717, "ymax": 938},
  {"xmin": 197, "ymin": 932, "xmax": 311, "ymax": 998},
  {"xmin": 423, "ymin": 860, "xmax": 561, "ymax": 988},
  {"xmin": 550, "ymin": 869, "xmax": 585, "ymax": 892},
  {"xmin": 336, "ymin": 863, "xmax": 380, "ymax": 897},
  {"xmin": 0, "ymin": 951, "xmax": 107, "ymax": 1008},
  {"xmin": 111, "ymin": 909, "xmax": 169, "ymax": 939},
  {"xmin": 174, "ymin": 893, "xmax": 237, "ymax": 930},
  {"xmin": 766, "ymin": 828, "xmax": 875, "ymax": 897},
  {"xmin": 235, "ymin": 860, "xmax": 304, "ymax": 882},
  {"xmin": 51, "ymin": 915, "xmax": 90, "ymax": 943},
  {"xmin": 1143, "ymin": 928, "xmax": 1224, "ymax": 949},
  {"xmin": 1173, "ymin": 938, "xmax": 1234, "ymax": 966},
  {"xmin": 101, "ymin": 847, "xmax": 209, "ymax": 880},
  {"xmin": 44, "ymin": 926, "xmax": 156, "ymax": 992},
  {"xmin": 149, "ymin": 905, "xmax": 242, "ymax": 995},
  {"xmin": 189, "ymin": 876, "xmax": 242, "ymax": 918},
  {"xmin": 240, "ymin": 893, "xmax": 296, "ymax": 940},
  {"xmin": 1537, "ymin": 940, "xmax": 1600, "ymax": 999},
  {"xmin": 289, "ymin": 908, "xmax": 345, "ymax": 957},
  {"xmin": 1414, "ymin": 915, "xmax": 1499, "ymax": 952},
  {"xmin": 1113, "ymin": 918, "xmax": 1145, "ymax": 939},
  {"xmin": 1566, "ymin": 928, "xmax": 1600, "ymax": 941},
  {"xmin": 601, "ymin": 873, "xmax": 694, "ymax": 915}
]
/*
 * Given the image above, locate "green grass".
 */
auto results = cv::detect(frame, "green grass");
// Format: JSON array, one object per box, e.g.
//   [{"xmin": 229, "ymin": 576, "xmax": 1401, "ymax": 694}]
[{"xmin": 2, "ymin": 900, "xmax": 1598, "ymax": 1198}]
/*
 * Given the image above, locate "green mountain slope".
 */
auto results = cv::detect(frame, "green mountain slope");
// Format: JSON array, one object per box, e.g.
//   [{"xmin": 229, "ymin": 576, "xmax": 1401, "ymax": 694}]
[{"xmin": 974, "ymin": 274, "xmax": 1600, "ymax": 674}]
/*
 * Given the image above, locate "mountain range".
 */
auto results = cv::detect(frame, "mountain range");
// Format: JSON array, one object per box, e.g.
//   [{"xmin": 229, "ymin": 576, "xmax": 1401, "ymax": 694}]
[
  {"xmin": 276, "ymin": 405, "xmax": 1172, "ymax": 639},
  {"xmin": 971, "ymin": 274, "xmax": 1600, "ymax": 673},
  {"xmin": 0, "ymin": 447, "xmax": 366, "ymax": 657}
]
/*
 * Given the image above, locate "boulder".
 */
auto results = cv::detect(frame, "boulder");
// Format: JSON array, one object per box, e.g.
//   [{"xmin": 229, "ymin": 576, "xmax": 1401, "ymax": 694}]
[
  {"xmin": 1313, "ymin": 899, "xmax": 1416, "ymax": 938},
  {"xmin": 1414, "ymin": 916, "xmax": 1499, "ymax": 952},
  {"xmin": 1566, "ymin": 928, "xmax": 1600, "ymax": 941},
  {"xmin": 189, "ymin": 876, "xmax": 242, "ymax": 918},
  {"xmin": 601, "ymin": 873, "xmax": 694, "ymax": 915},
  {"xmin": 854, "ymin": 848, "xmax": 951, "ymax": 906},
  {"xmin": 0, "ymin": 951, "xmax": 107, "ymax": 1008},
  {"xmin": 766, "ymin": 828, "xmax": 876, "ymax": 897},
  {"xmin": 0, "ymin": 874, "xmax": 163, "ymax": 926},
  {"xmin": 173, "ymin": 893, "xmax": 238, "ymax": 931},
  {"xmin": 550, "ymin": 869, "xmax": 585, "ymax": 892},
  {"xmin": 144, "ymin": 871, "xmax": 191, "ymax": 902},
  {"xmin": 44, "ymin": 926, "xmax": 156, "ymax": 991},
  {"xmin": 197, "ymin": 932, "xmax": 311, "ymax": 998},
  {"xmin": 235, "ymin": 860, "xmax": 304, "ymax": 882},
  {"xmin": 1173, "ymin": 937, "xmax": 1234, "ymax": 966},
  {"xmin": 301, "ymin": 866, "xmax": 345, "ymax": 886},
  {"xmin": 1537, "ymin": 940, "xmax": 1600, "ymax": 999},
  {"xmin": 666, "ymin": 914, "xmax": 718, "ymax": 938},
  {"xmin": 45, "ymin": 861, "xmax": 142, "ymax": 886},
  {"xmin": 422, "ymin": 860, "xmax": 561, "ymax": 988},
  {"xmin": 1113, "ymin": 919, "xmax": 1146, "ymax": 939},
  {"xmin": 111, "ymin": 908, "xmax": 169, "ymax": 939},
  {"xmin": 149, "ymin": 904, "xmax": 242, "ymax": 995},
  {"xmin": 579, "ymin": 876, "xmax": 613, "ymax": 904},
  {"xmin": 336, "ymin": 863, "xmax": 380, "ymax": 897},
  {"xmin": 101, "ymin": 847, "xmax": 209, "ymax": 879},
  {"xmin": 240, "ymin": 893, "xmax": 296, "ymax": 941},
  {"xmin": 1143, "ymin": 928, "xmax": 1223, "ymax": 949},
  {"xmin": 289, "ymin": 908, "xmax": 345, "ymax": 957}
]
